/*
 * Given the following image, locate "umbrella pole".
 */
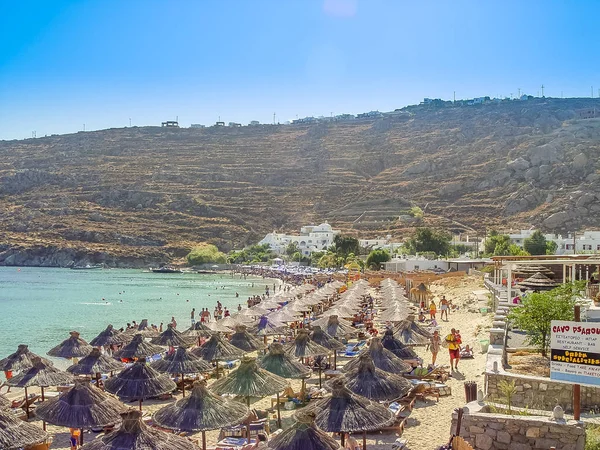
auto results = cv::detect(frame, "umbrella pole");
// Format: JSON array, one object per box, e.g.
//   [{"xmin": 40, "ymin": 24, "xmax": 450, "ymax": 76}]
[
  {"xmin": 139, "ymin": 399, "xmax": 143, "ymax": 411},
  {"xmin": 215, "ymin": 362, "xmax": 219, "ymax": 379},
  {"xmin": 276, "ymin": 392, "xmax": 282, "ymax": 428},
  {"xmin": 80, "ymin": 428, "xmax": 84, "ymax": 445},
  {"xmin": 319, "ymin": 366, "xmax": 322, "ymax": 388},
  {"xmin": 334, "ymin": 351, "xmax": 337, "ymax": 370},
  {"xmin": 246, "ymin": 396, "xmax": 251, "ymax": 444},
  {"xmin": 96, "ymin": 373, "xmax": 102, "ymax": 389},
  {"xmin": 24, "ymin": 386, "xmax": 29, "ymax": 420},
  {"xmin": 363, "ymin": 431, "xmax": 367, "ymax": 449},
  {"xmin": 182, "ymin": 373, "xmax": 185, "ymax": 397},
  {"xmin": 341, "ymin": 433, "xmax": 345, "ymax": 447},
  {"xmin": 202, "ymin": 430, "xmax": 206, "ymax": 450},
  {"xmin": 41, "ymin": 386, "xmax": 46, "ymax": 431}
]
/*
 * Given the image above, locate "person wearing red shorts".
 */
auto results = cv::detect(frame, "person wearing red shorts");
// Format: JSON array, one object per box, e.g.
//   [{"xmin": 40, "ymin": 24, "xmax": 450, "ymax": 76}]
[{"xmin": 445, "ymin": 328, "xmax": 460, "ymax": 370}]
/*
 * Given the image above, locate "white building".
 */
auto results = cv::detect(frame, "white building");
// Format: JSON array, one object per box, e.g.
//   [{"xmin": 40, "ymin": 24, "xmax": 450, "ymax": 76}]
[
  {"xmin": 506, "ymin": 230, "xmax": 600, "ymax": 255},
  {"xmin": 359, "ymin": 236, "xmax": 404, "ymax": 254},
  {"xmin": 258, "ymin": 223, "xmax": 340, "ymax": 256}
]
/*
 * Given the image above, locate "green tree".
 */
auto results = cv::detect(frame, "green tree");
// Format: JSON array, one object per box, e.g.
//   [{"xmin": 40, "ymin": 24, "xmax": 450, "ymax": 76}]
[
  {"xmin": 227, "ymin": 243, "xmax": 274, "ymax": 264},
  {"xmin": 310, "ymin": 251, "xmax": 325, "ymax": 266},
  {"xmin": 408, "ymin": 206, "xmax": 424, "ymax": 219},
  {"xmin": 187, "ymin": 243, "xmax": 227, "ymax": 265},
  {"xmin": 317, "ymin": 252, "xmax": 339, "ymax": 268},
  {"xmin": 285, "ymin": 241, "xmax": 300, "ymax": 257},
  {"xmin": 509, "ymin": 244, "xmax": 529, "ymax": 256},
  {"xmin": 484, "ymin": 231, "xmax": 511, "ymax": 256},
  {"xmin": 508, "ymin": 282, "xmax": 584, "ymax": 356},
  {"xmin": 546, "ymin": 240, "xmax": 558, "ymax": 255},
  {"xmin": 333, "ymin": 235, "xmax": 360, "ymax": 257},
  {"xmin": 366, "ymin": 249, "xmax": 391, "ymax": 270},
  {"xmin": 406, "ymin": 228, "xmax": 451, "ymax": 256},
  {"xmin": 523, "ymin": 230, "xmax": 548, "ymax": 255}
]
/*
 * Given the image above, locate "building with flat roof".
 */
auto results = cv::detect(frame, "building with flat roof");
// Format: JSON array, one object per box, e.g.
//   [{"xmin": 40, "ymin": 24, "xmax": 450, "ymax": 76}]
[{"xmin": 258, "ymin": 223, "xmax": 340, "ymax": 256}]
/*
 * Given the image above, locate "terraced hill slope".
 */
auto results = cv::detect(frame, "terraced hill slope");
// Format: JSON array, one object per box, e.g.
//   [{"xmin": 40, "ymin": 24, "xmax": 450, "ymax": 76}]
[{"xmin": 1, "ymin": 97, "xmax": 600, "ymax": 266}]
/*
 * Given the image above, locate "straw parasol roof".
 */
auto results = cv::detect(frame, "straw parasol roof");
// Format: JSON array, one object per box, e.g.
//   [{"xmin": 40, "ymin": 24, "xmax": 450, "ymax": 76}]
[
  {"xmin": 150, "ymin": 347, "xmax": 213, "ymax": 375},
  {"xmin": 301, "ymin": 378, "xmax": 394, "ymax": 433},
  {"xmin": 47, "ymin": 331, "xmax": 94, "ymax": 359},
  {"xmin": 153, "ymin": 380, "xmax": 250, "ymax": 449},
  {"xmin": 191, "ymin": 333, "xmax": 245, "ymax": 362},
  {"xmin": 5, "ymin": 357, "xmax": 74, "ymax": 389},
  {"xmin": 517, "ymin": 272, "xmax": 560, "ymax": 290},
  {"xmin": 0, "ymin": 344, "xmax": 50, "ymax": 373},
  {"xmin": 0, "ymin": 408, "xmax": 49, "ymax": 450},
  {"xmin": 104, "ymin": 359, "xmax": 176, "ymax": 401},
  {"xmin": 113, "ymin": 334, "xmax": 164, "ymax": 360},
  {"xmin": 381, "ymin": 329, "xmax": 419, "ymax": 359},
  {"xmin": 229, "ymin": 325, "xmax": 266, "ymax": 352},
  {"xmin": 258, "ymin": 343, "xmax": 311, "ymax": 379},
  {"xmin": 78, "ymin": 409, "xmax": 199, "ymax": 450},
  {"xmin": 35, "ymin": 381, "xmax": 127, "ymax": 428},
  {"xmin": 253, "ymin": 315, "xmax": 286, "ymax": 336},
  {"xmin": 284, "ymin": 329, "xmax": 330, "ymax": 359},
  {"xmin": 335, "ymin": 354, "xmax": 412, "ymax": 402},
  {"xmin": 0, "ymin": 394, "xmax": 10, "ymax": 409},
  {"xmin": 312, "ymin": 315, "xmax": 356, "ymax": 338},
  {"xmin": 90, "ymin": 324, "xmax": 130, "ymax": 347},
  {"xmin": 67, "ymin": 348, "xmax": 125, "ymax": 375},
  {"xmin": 514, "ymin": 264, "xmax": 554, "ymax": 277},
  {"xmin": 151, "ymin": 324, "xmax": 193, "ymax": 348},
  {"xmin": 131, "ymin": 319, "xmax": 160, "ymax": 338},
  {"xmin": 392, "ymin": 319, "xmax": 432, "ymax": 345},
  {"xmin": 210, "ymin": 356, "xmax": 289, "ymax": 401},
  {"xmin": 205, "ymin": 320, "xmax": 234, "ymax": 333},
  {"xmin": 310, "ymin": 327, "xmax": 345, "ymax": 352},
  {"xmin": 268, "ymin": 410, "xmax": 341, "ymax": 450},
  {"xmin": 182, "ymin": 322, "xmax": 213, "ymax": 339},
  {"xmin": 342, "ymin": 338, "xmax": 412, "ymax": 374}
]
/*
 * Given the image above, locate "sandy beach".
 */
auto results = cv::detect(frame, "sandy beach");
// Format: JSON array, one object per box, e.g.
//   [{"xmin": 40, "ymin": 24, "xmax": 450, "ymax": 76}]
[{"xmin": 2, "ymin": 274, "xmax": 489, "ymax": 450}]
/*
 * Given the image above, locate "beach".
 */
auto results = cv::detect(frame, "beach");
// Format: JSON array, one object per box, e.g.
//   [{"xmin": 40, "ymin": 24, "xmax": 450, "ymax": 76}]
[{"xmin": 1, "ymin": 273, "xmax": 488, "ymax": 450}]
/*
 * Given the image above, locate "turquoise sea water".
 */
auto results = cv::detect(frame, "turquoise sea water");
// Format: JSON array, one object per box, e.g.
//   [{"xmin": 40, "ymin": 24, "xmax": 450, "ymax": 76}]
[{"xmin": 0, "ymin": 267, "xmax": 272, "ymax": 367}]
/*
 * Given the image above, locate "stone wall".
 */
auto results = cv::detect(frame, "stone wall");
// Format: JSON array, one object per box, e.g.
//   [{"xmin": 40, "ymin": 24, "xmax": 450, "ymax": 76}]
[{"xmin": 451, "ymin": 401, "xmax": 585, "ymax": 450}]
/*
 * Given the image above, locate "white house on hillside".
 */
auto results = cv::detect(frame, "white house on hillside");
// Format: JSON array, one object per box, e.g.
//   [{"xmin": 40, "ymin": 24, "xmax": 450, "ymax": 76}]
[
  {"xmin": 258, "ymin": 223, "xmax": 340, "ymax": 256},
  {"xmin": 506, "ymin": 230, "xmax": 600, "ymax": 255}
]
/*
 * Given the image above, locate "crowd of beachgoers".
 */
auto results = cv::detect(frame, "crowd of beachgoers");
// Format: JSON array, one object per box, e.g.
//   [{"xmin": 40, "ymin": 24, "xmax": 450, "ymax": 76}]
[{"xmin": 0, "ymin": 272, "xmax": 489, "ymax": 450}]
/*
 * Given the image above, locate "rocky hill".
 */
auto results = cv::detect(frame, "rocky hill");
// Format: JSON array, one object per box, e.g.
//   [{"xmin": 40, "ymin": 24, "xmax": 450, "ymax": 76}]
[{"xmin": 1, "ymin": 97, "xmax": 600, "ymax": 266}]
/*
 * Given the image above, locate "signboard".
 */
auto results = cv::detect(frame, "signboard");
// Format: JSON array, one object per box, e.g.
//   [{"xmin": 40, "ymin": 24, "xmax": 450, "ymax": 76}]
[{"xmin": 550, "ymin": 320, "xmax": 600, "ymax": 386}]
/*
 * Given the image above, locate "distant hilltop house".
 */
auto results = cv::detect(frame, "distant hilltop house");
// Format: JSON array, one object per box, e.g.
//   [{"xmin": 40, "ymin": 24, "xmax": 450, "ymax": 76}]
[
  {"xmin": 249, "ymin": 120, "xmax": 260, "ymax": 126},
  {"xmin": 356, "ymin": 111, "xmax": 382, "ymax": 119},
  {"xmin": 292, "ymin": 116, "xmax": 317, "ymax": 124},
  {"xmin": 215, "ymin": 121, "xmax": 225, "ymax": 126},
  {"xmin": 161, "ymin": 121, "xmax": 179, "ymax": 127},
  {"xmin": 190, "ymin": 124, "xmax": 205, "ymax": 128},
  {"xmin": 359, "ymin": 235, "xmax": 404, "ymax": 253},
  {"xmin": 578, "ymin": 108, "xmax": 598, "ymax": 119},
  {"xmin": 258, "ymin": 223, "xmax": 340, "ymax": 256},
  {"xmin": 507, "ymin": 229, "xmax": 600, "ymax": 255},
  {"xmin": 228, "ymin": 122, "xmax": 242, "ymax": 127}
]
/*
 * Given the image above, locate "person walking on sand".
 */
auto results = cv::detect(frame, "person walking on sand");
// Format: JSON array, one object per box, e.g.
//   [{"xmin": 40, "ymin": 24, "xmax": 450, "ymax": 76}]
[
  {"xmin": 440, "ymin": 295, "xmax": 449, "ymax": 321},
  {"xmin": 429, "ymin": 300, "xmax": 437, "ymax": 320},
  {"xmin": 190, "ymin": 308, "xmax": 196, "ymax": 325},
  {"xmin": 170, "ymin": 316, "xmax": 177, "ymax": 329},
  {"xmin": 69, "ymin": 428, "xmax": 81, "ymax": 450},
  {"xmin": 445, "ymin": 328, "xmax": 460, "ymax": 370},
  {"xmin": 427, "ymin": 330, "xmax": 441, "ymax": 366}
]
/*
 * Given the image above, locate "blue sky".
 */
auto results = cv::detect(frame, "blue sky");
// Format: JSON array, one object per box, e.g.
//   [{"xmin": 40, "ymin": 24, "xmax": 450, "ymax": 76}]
[{"xmin": 1, "ymin": 0, "xmax": 599, "ymax": 140}]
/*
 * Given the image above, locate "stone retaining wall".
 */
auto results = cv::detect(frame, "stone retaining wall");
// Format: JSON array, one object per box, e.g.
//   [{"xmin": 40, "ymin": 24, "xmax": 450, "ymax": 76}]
[{"xmin": 451, "ymin": 401, "xmax": 585, "ymax": 450}]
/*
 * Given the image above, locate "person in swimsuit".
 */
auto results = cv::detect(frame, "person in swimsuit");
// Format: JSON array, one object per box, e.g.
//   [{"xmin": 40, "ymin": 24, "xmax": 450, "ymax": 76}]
[
  {"xmin": 428, "ymin": 330, "xmax": 441, "ymax": 366},
  {"xmin": 69, "ymin": 428, "xmax": 81, "ymax": 449},
  {"xmin": 440, "ymin": 295, "xmax": 449, "ymax": 321}
]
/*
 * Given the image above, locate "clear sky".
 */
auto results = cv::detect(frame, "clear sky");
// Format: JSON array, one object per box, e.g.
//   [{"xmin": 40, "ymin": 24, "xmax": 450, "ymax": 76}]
[{"xmin": 1, "ymin": 0, "xmax": 599, "ymax": 140}]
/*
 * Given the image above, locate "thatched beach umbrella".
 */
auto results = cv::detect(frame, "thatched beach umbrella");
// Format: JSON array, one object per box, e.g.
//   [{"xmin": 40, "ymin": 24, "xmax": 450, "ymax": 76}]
[
  {"xmin": 0, "ymin": 394, "xmax": 10, "ymax": 409},
  {"xmin": 392, "ymin": 319, "xmax": 432, "ymax": 346},
  {"xmin": 211, "ymin": 356, "xmax": 288, "ymax": 443},
  {"xmin": 284, "ymin": 329, "xmax": 330, "ymax": 388},
  {"xmin": 5, "ymin": 357, "xmax": 75, "ymax": 421},
  {"xmin": 79, "ymin": 409, "xmax": 199, "ymax": 450},
  {"xmin": 0, "ymin": 408, "xmax": 49, "ymax": 450},
  {"xmin": 131, "ymin": 319, "xmax": 160, "ymax": 338},
  {"xmin": 191, "ymin": 333, "xmax": 245, "ymax": 379},
  {"xmin": 205, "ymin": 320, "xmax": 234, "ymax": 333},
  {"xmin": 104, "ymin": 359, "xmax": 176, "ymax": 410},
  {"xmin": 268, "ymin": 410, "xmax": 341, "ymax": 450},
  {"xmin": 90, "ymin": 324, "xmax": 130, "ymax": 347},
  {"xmin": 311, "ymin": 326, "xmax": 345, "ymax": 370},
  {"xmin": 0, "ymin": 344, "xmax": 51, "ymax": 374},
  {"xmin": 182, "ymin": 322, "xmax": 213, "ymax": 346},
  {"xmin": 151, "ymin": 324, "xmax": 193, "ymax": 348},
  {"xmin": 258, "ymin": 343, "xmax": 311, "ymax": 427},
  {"xmin": 302, "ymin": 378, "xmax": 394, "ymax": 449},
  {"xmin": 150, "ymin": 347, "xmax": 212, "ymax": 397},
  {"xmin": 113, "ymin": 334, "xmax": 164, "ymax": 360},
  {"xmin": 381, "ymin": 328, "xmax": 419, "ymax": 359},
  {"xmin": 48, "ymin": 331, "xmax": 94, "ymax": 359},
  {"xmin": 67, "ymin": 348, "xmax": 125, "ymax": 383},
  {"xmin": 153, "ymin": 381, "xmax": 250, "ymax": 450},
  {"xmin": 252, "ymin": 315, "xmax": 286, "ymax": 345},
  {"xmin": 517, "ymin": 272, "xmax": 559, "ymax": 290},
  {"xmin": 514, "ymin": 264, "xmax": 555, "ymax": 277},
  {"xmin": 335, "ymin": 353, "xmax": 412, "ymax": 402},
  {"xmin": 343, "ymin": 338, "xmax": 411, "ymax": 374},
  {"xmin": 36, "ymin": 381, "xmax": 126, "ymax": 446},
  {"xmin": 312, "ymin": 315, "xmax": 356, "ymax": 338},
  {"xmin": 230, "ymin": 325, "xmax": 266, "ymax": 353}
]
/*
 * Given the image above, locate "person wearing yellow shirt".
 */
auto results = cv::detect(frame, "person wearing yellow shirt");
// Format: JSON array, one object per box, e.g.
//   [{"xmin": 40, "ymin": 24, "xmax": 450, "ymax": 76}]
[{"xmin": 445, "ymin": 328, "xmax": 460, "ymax": 371}]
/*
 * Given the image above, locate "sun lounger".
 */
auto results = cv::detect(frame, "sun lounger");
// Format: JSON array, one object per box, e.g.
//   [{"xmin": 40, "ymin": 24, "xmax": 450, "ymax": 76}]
[{"xmin": 338, "ymin": 340, "xmax": 366, "ymax": 357}]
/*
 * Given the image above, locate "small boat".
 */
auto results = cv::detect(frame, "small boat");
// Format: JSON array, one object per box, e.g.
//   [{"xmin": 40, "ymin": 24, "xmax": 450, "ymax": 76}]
[
  {"xmin": 70, "ymin": 264, "xmax": 103, "ymax": 270},
  {"xmin": 151, "ymin": 267, "xmax": 183, "ymax": 274}
]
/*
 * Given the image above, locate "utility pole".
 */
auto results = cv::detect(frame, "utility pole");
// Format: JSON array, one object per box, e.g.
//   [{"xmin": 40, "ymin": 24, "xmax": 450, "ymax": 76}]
[
  {"xmin": 129, "ymin": 118, "xmax": 131, "ymax": 127},
  {"xmin": 541, "ymin": 84, "xmax": 545, "ymax": 97},
  {"xmin": 83, "ymin": 123, "xmax": 86, "ymax": 132},
  {"xmin": 273, "ymin": 112, "xmax": 276, "ymax": 125},
  {"xmin": 573, "ymin": 304, "xmax": 581, "ymax": 421},
  {"xmin": 453, "ymin": 91, "xmax": 456, "ymax": 103}
]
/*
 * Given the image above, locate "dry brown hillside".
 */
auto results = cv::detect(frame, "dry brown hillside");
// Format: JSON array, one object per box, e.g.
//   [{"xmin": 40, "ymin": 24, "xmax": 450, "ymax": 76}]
[{"xmin": 1, "ymin": 97, "xmax": 600, "ymax": 266}]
